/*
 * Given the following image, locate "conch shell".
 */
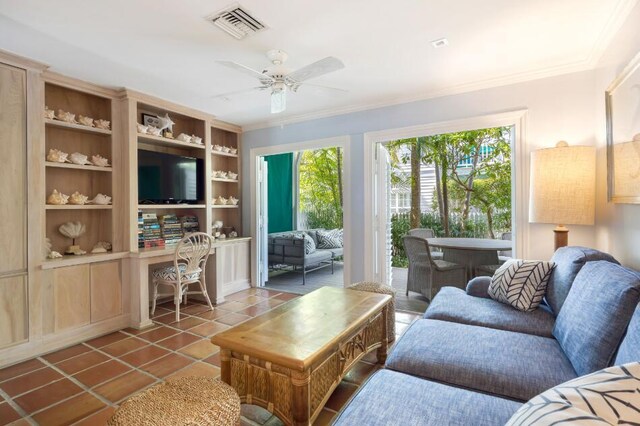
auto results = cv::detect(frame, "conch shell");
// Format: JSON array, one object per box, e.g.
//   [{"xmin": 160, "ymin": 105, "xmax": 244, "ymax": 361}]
[
  {"xmin": 213, "ymin": 144, "xmax": 223, "ymax": 151},
  {"xmin": 46, "ymin": 149, "xmax": 69, "ymax": 163},
  {"xmin": 176, "ymin": 133, "xmax": 192, "ymax": 143},
  {"xmin": 44, "ymin": 106, "xmax": 55, "ymax": 120},
  {"xmin": 47, "ymin": 189, "xmax": 69, "ymax": 205},
  {"xmin": 137, "ymin": 123, "xmax": 148, "ymax": 134},
  {"xmin": 91, "ymin": 155, "xmax": 110, "ymax": 167},
  {"xmin": 90, "ymin": 193, "xmax": 112, "ymax": 205},
  {"xmin": 229, "ymin": 148, "xmax": 238, "ymax": 155},
  {"xmin": 78, "ymin": 115, "xmax": 94, "ymax": 127},
  {"xmin": 94, "ymin": 119, "xmax": 110, "ymax": 130},
  {"xmin": 57, "ymin": 110, "xmax": 76, "ymax": 123},
  {"xmin": 147, "ymin": 126, "xmax": 162, "ymax": 136},
  {"xmin": 216, "ymin": 196, "xmax": 228, "ymax": 205},
  {"xmin": 69, "ymin": 191, "xmax": 89, "ymax": 205},
  {"xmin": 228, "ymin": 196, "xmax": 239, "ymax": 205},
  {"xmin": 191, "ymin": 135, "xmax": 203, "ymax": 145},
  {"xmin": 69, "ymin": 152, "xmax": 92, "ymax": 165},
  {"xmin": 91, "ymin": 241, "xmax": 112, "ymax": 253},
  {"xmin": 227, "ymin": 172, "xmax": 238, "ymax": 180},
  {"xmin": 59, "ymin": 221, "xmax": 86, "ymax": 239}
]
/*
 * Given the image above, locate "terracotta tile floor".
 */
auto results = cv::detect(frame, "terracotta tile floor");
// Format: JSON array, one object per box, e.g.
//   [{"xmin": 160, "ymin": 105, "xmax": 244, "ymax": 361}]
[{"xmin": 0, "ymin": 288, "xmax": 421, "ymax": 426}]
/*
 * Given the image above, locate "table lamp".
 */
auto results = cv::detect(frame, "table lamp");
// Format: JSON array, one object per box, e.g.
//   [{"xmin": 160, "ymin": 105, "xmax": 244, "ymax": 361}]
[{"xmin": 529, "ymin": 141, "xmax": 596, "ymax": 250}]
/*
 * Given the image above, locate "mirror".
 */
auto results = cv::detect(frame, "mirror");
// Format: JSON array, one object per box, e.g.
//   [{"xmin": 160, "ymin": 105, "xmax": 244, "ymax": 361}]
[{"xmin": 606, "ymin": 51, "xmax": 640, "ymax": 203}]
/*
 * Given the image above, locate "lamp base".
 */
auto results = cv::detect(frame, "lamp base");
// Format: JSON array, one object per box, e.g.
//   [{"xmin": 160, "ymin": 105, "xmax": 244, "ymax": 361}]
[{"xmin": 554, "ymin": 225, "xmax": 569, "ymax": 251}]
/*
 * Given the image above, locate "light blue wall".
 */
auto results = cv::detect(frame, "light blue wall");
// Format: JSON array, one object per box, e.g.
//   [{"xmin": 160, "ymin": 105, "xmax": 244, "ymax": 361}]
[{"xmin": 241, "ymin": 69, "xmax": 600, "ymax": 282}]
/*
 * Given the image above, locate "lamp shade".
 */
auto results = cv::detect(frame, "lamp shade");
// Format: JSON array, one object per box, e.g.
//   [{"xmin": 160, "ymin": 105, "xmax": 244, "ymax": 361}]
[{"xmin": 529, "ymin": 143, "xmax": 596, "ymax": 225}]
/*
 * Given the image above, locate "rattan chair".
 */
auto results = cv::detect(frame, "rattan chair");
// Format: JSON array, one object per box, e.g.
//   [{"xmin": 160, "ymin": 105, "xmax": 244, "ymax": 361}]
[
  {"xmin": 476, "ymin": 232, "xmax": 513, "ymax": 277},
  {"xmin": 403, "ymin": 236, "xmax": 467, "ymax": 300},
  {"xmin": 407, "ymin": 228, "xmax": 443, "ymax": 260},
  {"xmin": 151, "ymin": 232, "xmax": 214, "ymax": 322}
]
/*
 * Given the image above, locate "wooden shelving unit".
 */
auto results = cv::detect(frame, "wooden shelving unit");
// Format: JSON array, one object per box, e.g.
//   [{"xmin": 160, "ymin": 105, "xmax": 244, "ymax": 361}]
[
  {"xmin": 44, "ymin": 81, "xmax": 119, "ymax": 257},
  {"xmin": 138, "ymin": 204, "xmax": 206, "ymax": 210},
  {"xmin": 211, "ymin": 126, "xmax": 242, "ymax": 235},
  {"xmin": 138, "ymin": 133, "xmax": 206, "ymax": 150}
]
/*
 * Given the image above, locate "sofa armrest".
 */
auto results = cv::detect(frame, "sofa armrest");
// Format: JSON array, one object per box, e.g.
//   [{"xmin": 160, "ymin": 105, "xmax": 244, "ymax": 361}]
[{"xmin": 465, "ymin": 276, "xmax": 492, "ymax": 299}]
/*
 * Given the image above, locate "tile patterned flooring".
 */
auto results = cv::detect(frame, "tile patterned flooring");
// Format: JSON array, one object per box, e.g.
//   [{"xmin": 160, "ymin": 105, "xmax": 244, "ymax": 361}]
[{"xmin": 0, "ymin": 288, "xmax": 421, "ymax": 426}]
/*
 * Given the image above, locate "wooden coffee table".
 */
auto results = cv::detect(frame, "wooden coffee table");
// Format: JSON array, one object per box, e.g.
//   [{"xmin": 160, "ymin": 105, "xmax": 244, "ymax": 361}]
[{"xmin": 211, "ymin": 287, "xmax": 392, "ymax": 426}]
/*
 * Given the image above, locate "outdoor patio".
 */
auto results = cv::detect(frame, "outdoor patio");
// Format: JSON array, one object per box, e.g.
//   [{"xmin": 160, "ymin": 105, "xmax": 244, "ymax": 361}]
[{"xmin": 265, "ymin": 263, "xmax": 429, "ymax": 313}]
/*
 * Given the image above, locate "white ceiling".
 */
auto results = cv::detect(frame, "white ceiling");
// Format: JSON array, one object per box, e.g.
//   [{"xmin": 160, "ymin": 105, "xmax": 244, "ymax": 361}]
[{"xmin": 0, "ymin": 0, "xmax": 636, "ymax": 129}]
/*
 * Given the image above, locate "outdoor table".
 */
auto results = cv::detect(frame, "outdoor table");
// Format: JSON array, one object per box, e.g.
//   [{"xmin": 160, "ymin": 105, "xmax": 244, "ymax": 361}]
[{"xmin": 426, "ymin": 237, "xmax": 512, "ymax": 278}]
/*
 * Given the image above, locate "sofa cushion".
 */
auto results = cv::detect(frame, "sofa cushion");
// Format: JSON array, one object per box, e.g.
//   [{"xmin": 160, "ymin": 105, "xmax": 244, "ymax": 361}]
[
  {"xmin": 553, "ymin": 261, "xmax": 640, "ymax": 376},
  {"xmin": 333, "ymin": 369, "xmax": 521, "ymax": 426},
  {"xmin": 488, "ymin": 260, "xmax": 555, "ymax": 312},
  {"xmin": 285, "ymin": 250, "xmax": 331, "ymax": 266},
  {"xmin": 386, "ymin": 319, "xmax": 576, "ymax": 401},
  {"xmin": 615, "ymin": 305, "xmax": 640, "ymax": 365},
  {"xmin": 506, "ymin": 362, "xmax": 640, "ymax": 426},
  {"xmin": 466, "ymin": 276, "xmax": 492, "ymax": 298},
  {"xmin": 546, "ymin": 246, "xmax": 619, "ymax": 316},
  {"xmin": 316, "ymin": 229, "xmax": 343, "ymax": 249},
  {"xmin": 424, "ymin": 287, "xmax": 555, "ymax": 337}
]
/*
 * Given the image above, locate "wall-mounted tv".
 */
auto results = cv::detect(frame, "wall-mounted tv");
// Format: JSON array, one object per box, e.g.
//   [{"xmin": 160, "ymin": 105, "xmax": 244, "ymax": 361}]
[{"xmin": 138, "ymin": 149, "xmax": 204, "ymax": 204}]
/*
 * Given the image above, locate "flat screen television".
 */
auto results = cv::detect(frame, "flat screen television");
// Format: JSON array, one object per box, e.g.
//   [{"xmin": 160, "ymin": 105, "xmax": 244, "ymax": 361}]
[{"xmin": 138, "ymin": 149, "xmax": 204, "ymax": 204}]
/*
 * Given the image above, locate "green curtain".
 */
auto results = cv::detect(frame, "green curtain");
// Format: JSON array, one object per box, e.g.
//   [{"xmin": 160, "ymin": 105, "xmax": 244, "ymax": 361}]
[{"xmin": 265, "ymin": 153, "xmax": 293, "ymax": 233}]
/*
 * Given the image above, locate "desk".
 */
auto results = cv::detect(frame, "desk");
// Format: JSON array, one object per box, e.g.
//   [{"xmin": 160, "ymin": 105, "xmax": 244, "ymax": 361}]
[
  {"xmin": 128, "ymin": 237, "xmax": 251, "ymax": 329},
  {"xmin": 427, "ymin": 238, "xmax": 512, "ymax": 278}
]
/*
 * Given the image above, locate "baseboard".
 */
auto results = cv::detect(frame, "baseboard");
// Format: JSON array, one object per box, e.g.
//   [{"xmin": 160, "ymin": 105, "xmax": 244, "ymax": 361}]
[{"xmin": 223, "ymin": 279, "xmax": 251, "ymax": 297}]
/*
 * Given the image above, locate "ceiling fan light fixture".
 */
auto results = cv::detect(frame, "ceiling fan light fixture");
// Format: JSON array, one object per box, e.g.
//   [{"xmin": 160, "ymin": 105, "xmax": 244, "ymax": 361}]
[{"xmin": 271, "ymin": 87, "xmax": 286, "ymax": 114}]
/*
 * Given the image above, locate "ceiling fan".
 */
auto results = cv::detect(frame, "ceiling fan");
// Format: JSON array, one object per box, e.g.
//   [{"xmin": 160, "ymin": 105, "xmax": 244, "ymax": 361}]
[{"xmin": 215, "ymin": 50, "xmax": 346, "ymax": 114}]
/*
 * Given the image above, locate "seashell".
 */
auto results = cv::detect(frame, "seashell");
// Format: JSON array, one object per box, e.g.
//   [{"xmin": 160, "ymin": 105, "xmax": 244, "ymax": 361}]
[
  {"xmin": 228, "ymin": 172, "xmax": 238, "ymax": 180},
  {"xmin": 67, "ymin": 246, "xmax": 86, "ymax": 256},
  {"xmin": 94, "ymin": 119, "xmax": 110, "ymax": 130},
  {"xmin": 218, "ymin": 171, "xmax": 228, "ymax": 179},
  {"xmin": 176, "ymin": 133, "xmax": 192, "ymax": 143},
  {"xmin": 57, "ymin": 110, "xmax": 76, "ymax": 123},
  {"xmin": 47, "ymin": 251, "xmax": 63, "ymax": 259},
  {"xmin": 44, "ymin": 106, "xmax": 55, "ymax": 120},
  {"xmin": 229, "ymin": 148, "xmax": 238, "ymax": 155},
  {"xmin": 137, "ymin": 123, "xmax": 149, "ymax": 134},
  {"xmin": 156, "ymin": 113, "xmax": 174, "ymax": 133},
  {"xmin": 222, "ymin": 146, "xmax": 231, "ymax": 153},
  {"xmin": 78, "ymin": 115, "xmax": 94, "ymax": 127},
  {"xmin": 46, "ymin": 148, "xmax": 69, "ymax": 163},
  {"xmin": 69, "ymin": 191, "xmax": 89, "ymax": 205},
  {"xmin": 213, "ymin": 220, "xmax": 223, "ymax": 229},
  {"xmin": 59, "ymin": 221, "xmax": 86, "ymax": 239},
  {"xmin": 147, "ymin": 126, "xmax": 162, "ymax": 136},
  {"xmin": 213, "ymin": 144, "xmax": 223, "ymax": 151},
  {"xmin": 47, "ymin": 189, "xmax": 69, "ymax": 205},
  {"xmin": 229, "ymin": 231, "xmax": 238, "ymax": 238},
  {"xmin": 90, "ymin": 241, "xmax": 111, "ymax": 254},
  {"xmin": 216, "ymin": 196, "xmax": 228, "ymax": 205},
  {"xmin": 91, "ymin": 154, "xmax": 110, "ymax": 167},
  {"xmin": 212, "ymin": 170, "xmax": 220, "ymax": 178},
  {"xmin": 69, "ymin": 152, "xmax": 92, "ymax": 165},
  {"xmin": 90, "ymin": 193, "xmax": 112, "ymax": 205},
  {"xmin": 218, "ymin": 233, "xmax": 227, "ymax": 239},
  {"xmin": 191, "ymin": 135, "xmax": 203, "ymax": 145},
  {"xmin": 228, "ymin": 196, "xmax": 239, "ymax": 205}
]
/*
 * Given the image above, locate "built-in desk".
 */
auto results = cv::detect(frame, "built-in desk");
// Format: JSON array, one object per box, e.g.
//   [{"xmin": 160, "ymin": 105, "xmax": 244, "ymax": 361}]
[{"xmin": 129, "ymin": 237, "xmax": 251, "ymax": 329}]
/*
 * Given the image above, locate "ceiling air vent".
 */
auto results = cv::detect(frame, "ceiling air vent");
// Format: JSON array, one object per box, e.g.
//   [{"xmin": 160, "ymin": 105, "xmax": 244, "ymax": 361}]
[{"xmin": 207, "ymin": 4, "xmax": 267, "ymax": 40}]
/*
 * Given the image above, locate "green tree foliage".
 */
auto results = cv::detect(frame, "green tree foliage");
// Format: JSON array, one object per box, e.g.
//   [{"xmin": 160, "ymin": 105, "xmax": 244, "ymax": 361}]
[{"xmin": 298, "ymin": 147, "xmax": 344, "ymax": 229}]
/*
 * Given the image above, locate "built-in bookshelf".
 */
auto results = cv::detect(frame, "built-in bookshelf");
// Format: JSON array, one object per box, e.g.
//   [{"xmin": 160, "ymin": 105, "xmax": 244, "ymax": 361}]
[{"xmin": 211, "ymin": 126, "xmax": 242, "ymax": 235}]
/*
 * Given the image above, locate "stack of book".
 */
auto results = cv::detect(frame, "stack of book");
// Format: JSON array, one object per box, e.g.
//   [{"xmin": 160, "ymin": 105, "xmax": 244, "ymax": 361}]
[
  {"xmin": 141, "ymin": 212, "xmax": 165, "ymax": 249},
  {"xmin": 137, "ymin": 211, "xmax": 145, "ymax": 249},
  {"xmin": 159, "ymin": 214, "xmax": 183, "ymax": 245},
  {"xmin": 180, "ymin": 215, "xmax": 199, "ymax": 235}
]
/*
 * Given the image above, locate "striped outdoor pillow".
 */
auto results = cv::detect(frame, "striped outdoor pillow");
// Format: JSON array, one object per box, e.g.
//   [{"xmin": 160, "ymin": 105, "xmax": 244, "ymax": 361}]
[{"xmin": 317, "ymin": 229, "xmax": 343, "ymax": 249}]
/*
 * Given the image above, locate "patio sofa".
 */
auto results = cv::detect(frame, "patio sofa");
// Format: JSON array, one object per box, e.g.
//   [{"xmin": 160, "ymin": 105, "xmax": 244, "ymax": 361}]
[
  {"xmin": 334, "ymin": 247, "xmax": 640, "ymax": 425},
  {"xmin": 267, "ymin": 229, "xmax": 343, "ymax": 285}
]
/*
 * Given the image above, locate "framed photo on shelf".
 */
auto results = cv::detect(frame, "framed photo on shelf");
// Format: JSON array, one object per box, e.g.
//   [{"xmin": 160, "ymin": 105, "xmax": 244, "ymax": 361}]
[{"xmin": 142, "ymin": 113, "xmax": 160, "ymax": 128}]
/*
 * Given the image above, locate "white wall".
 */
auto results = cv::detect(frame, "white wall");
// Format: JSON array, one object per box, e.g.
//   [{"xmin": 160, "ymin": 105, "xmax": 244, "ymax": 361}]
[
  {"xmin": 242, "ymin": 67, "xmax": 605, "ymax": 282},
  {"xmin": 594, "ymin": 2, "xmax": 640, "ymax": 270}
]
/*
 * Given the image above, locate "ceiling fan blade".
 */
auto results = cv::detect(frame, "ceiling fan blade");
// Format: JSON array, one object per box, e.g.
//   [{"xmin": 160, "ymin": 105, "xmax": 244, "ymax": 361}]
[
  {"xmin": 296, "ymin": 82, "xmax": 348, "ymax": 94},
  {"xmin": 216, "ymin": 61, "xmax": 275, "ymax": 84},
  {"xmin": 211, "ymin": 86, "xmax": 268, "ymax": 100},
  {"xmin": 287, "ymin": 57, "xmax": 344, "ymax": 83}
]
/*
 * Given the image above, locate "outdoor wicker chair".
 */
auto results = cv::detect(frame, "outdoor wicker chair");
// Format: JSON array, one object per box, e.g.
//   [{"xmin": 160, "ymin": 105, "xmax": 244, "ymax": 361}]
[
  {"xmin": 403, "ymin": 236, "xmax": 467, "ymax": 300},
  {"xmin": 476, "ymin": 232, "xmax": 513, "ymax": 277},
  {"xmin": 407, "ymin": 228, "xmax": 443, "ymax": 260}
]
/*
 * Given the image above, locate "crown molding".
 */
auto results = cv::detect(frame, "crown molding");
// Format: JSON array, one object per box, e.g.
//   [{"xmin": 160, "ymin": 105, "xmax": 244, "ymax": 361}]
[{"xmin": 584, "ymin": 0, "xmax": 639, "ymax": 67}]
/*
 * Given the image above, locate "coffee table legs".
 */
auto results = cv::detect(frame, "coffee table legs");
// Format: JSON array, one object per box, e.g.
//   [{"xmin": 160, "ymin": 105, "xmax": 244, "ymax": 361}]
[{"xmin": 376, "ymin": 305, "xmax": 389, "ymax": 364}]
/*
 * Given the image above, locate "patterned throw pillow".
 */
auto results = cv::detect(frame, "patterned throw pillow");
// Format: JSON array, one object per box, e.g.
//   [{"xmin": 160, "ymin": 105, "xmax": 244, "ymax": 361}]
[
  {"xmin": 506, "ymin": 362, "xmax": 640, "ymax": 425},
  {"xmin": 488, "ymin": 259, "xmax": 555, "ymax": 312},
  {"xmin": 317, "ymin": 229, "xmax": 343, "ymax": 249},
  {"xmin": 279, "ymin": 232, "xmax": 316, "ymax": 254}
]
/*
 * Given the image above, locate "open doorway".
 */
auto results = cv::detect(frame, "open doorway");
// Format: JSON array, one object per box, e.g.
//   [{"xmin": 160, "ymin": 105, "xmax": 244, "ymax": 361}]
[
  {"xmin": 372, "ymin": 124, "xmax": 517, "ymax": 312},
  {"xmin": 256, "ymin": 146, "xmax": 345, "ymax": 294}
]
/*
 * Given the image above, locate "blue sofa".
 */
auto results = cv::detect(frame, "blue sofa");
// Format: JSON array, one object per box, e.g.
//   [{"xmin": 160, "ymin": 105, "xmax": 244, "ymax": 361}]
[{"xmin": 334, "ymin": 247, "xmax": 640, "ymax": 425}]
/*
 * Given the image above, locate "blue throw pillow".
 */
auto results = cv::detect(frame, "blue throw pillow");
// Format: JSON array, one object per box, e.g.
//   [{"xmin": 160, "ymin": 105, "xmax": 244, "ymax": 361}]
[{"xmin": 552, "ymin": 261, "xmax": 640, "ymax": 376}]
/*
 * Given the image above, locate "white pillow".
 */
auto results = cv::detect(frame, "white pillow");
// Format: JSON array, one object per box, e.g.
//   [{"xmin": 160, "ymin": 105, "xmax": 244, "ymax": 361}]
[
  {"xmin": 488, "ymin": 259, "xmax": 555, "ymax": 312},
  {"xmin": 507, "ymin": 362, "xmax": 640, "ymax": 425}
]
